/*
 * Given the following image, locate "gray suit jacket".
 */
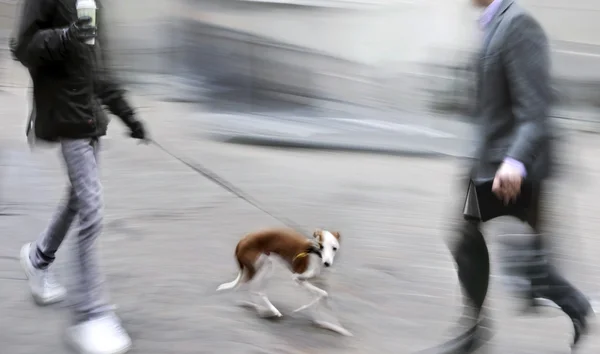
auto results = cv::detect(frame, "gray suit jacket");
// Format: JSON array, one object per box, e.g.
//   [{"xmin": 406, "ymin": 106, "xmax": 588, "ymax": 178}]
[{"xmin": 472, "ymin": 0, "xmax": 553, "ymax": 182}]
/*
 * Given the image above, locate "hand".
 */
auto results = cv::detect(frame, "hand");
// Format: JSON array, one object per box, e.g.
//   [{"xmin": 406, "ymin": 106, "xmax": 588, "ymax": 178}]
[
  {"xmin": 66, "ymin": 17, "xmax": 97, "ymax": 43},
  {"xmin": 128, "ymin": 120, "xmax": 148, "ymax": 142},
  {"xmin": 492, "ymin": 162, "xmax": 523, "ymax": 204}
]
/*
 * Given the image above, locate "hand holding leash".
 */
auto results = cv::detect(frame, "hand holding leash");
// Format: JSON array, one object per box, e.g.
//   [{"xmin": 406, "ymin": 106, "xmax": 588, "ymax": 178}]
[
  {"xmin": 9, "ymin": 37, "xmax": 18, "ymax": 61},
  {"xmin": 128, "ymin": 120, "xmax": 149, "ymax": 143}
]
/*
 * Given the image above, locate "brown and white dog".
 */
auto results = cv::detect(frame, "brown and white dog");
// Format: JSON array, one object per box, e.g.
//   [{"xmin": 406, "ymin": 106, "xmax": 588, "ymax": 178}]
[{"xmin": 217, "ymin": 227, "xmax": 351, "ymax": 335}]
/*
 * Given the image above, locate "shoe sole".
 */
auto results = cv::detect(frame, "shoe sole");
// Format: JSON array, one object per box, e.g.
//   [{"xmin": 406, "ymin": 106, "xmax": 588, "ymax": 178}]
[
  {"xmin": 415, "ymin": 315, "xmax": 493, "ymax": 354},
  {"xmin": 20, "ymin": 243, "xmax": 66, "ymax": 306},
  {"xmin": 573, "ymin": 311, "xmax": 597, "ymax": 351},
  {"xmin": 65, "ymin": 330, "xmax": 132, "ymax": 354}
]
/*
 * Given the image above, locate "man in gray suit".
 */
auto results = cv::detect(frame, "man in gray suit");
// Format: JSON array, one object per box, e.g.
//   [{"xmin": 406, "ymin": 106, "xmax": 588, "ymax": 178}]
[{"xmin": 444, "ymin": 0, "xmax": 594, "ymax": 352}]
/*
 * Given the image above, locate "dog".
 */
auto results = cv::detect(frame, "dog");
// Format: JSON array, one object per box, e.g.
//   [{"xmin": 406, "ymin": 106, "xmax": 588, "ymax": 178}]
[{"xmin": 217, "ymin": 227, "xmax": 351, "ymax": 335}]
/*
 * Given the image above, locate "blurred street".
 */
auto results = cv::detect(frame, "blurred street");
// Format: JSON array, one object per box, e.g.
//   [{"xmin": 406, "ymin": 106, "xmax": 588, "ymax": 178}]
[
  {"xmin": 2, "ymin": 87, "xmax": 600, "ymax": 353},
  {"xmin": 187, "ymin": 109, "xmax": 475, "ymax": 158}
]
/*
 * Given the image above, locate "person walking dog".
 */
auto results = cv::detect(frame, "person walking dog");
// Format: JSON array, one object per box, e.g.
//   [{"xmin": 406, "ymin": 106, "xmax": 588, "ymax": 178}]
[{"xmin": 12, "ymin": 0, "xmax": 147, "ymax": 353}]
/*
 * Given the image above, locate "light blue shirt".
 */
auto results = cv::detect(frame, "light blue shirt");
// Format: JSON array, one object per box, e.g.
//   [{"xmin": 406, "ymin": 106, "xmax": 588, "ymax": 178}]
[{"xmin": 480, "ymin": 0, "xmax": 504, "ymax": 29}]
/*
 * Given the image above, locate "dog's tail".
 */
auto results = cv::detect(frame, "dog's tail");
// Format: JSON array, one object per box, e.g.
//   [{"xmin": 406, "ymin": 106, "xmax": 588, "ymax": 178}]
[
  {"xmin": 216, "ymin": 270, "xmax": 243, "ymax": 292},
  {"xmin": 217, "ymin": 244, "xmax": 244, "ymax": 292}
]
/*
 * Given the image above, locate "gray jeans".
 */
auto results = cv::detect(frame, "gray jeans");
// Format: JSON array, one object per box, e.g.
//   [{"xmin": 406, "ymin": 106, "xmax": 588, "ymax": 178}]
[{"xmin": 30, "ymin": 138, "xmax": 111, "ymax": 321}]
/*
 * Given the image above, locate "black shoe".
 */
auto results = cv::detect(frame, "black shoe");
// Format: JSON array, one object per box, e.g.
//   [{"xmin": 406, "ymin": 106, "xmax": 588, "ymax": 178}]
[
  {"xmin": 571, "ymin": 301, "xmax": 594, "ymax": 350},
  {"xmin": 415, "ymin": 309, "xmax": 493, "ymax": 354},
  {"xmin": 522, "ymin": 286, "xmax": 594, "ymax": 349}
]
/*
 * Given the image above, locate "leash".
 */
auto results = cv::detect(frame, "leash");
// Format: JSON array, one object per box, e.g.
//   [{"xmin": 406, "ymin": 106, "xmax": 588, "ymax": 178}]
[{"xmin": 148, "ymin": 139, "xmax": 308, "ymax": 234}]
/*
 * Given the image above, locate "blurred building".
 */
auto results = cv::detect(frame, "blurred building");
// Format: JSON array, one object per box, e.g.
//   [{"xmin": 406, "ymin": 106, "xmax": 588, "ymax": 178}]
[{"xmin": 2, "ymin": 0, "xmax": 600, "ymax": 115}]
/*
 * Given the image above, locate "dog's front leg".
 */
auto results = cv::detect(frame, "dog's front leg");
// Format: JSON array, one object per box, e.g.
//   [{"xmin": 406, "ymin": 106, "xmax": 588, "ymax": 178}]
[
  {"xmin": 292, "ymin": 279, "xmax": 328, "ymax": 314},
  {"xmin": 297, "ymin": 277, "xmax": 353, "ymax": 337},
  {"xmin": 292, "ymin": 271, "xmax": 328, "ymax": 297},
  {"xmin": 310, "ymin": 295, "xmax": 353, "ymax": 336},
  {"xmin": 300, "ymin": 281, "xmax": 328, "ymax": 299},
  {"xmin": 292, "ymin": 293, "xmax": 323, "ymax": 313}
]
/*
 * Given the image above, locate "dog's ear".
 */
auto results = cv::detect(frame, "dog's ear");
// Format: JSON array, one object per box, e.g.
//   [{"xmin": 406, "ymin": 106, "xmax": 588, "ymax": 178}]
[
  {"xmin": 313, "ymin": 229, "xmax": 323, "ymax": 240},
  {"xmin": 332, "ymin": 231, "xmax": 341, "ymax": 240}
]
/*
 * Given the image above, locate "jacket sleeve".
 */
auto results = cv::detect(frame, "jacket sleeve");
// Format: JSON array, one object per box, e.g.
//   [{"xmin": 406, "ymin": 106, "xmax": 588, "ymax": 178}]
[
  {"xmin": 14, "ymin": 0, "xmax": 70, "ymax": 67},
  {"xmin": 93, "ymin": 11, "xmax": 137, "ymax": 128},
  {"xmin": 94, "ymin": 66, "xmax": 137, "ymax": 127},
  {"xmin": 503, "ymin": 14, "xmax": 551, "ymax": 169}
]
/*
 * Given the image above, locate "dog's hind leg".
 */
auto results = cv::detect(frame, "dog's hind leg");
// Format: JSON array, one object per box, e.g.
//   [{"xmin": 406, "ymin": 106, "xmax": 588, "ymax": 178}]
[{"xmin": 249, "ymin": 256, "xmax": 282, "ymax": 318}]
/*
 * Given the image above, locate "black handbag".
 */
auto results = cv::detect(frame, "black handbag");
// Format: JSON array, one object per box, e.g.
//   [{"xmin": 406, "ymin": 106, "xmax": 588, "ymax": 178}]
[{"xmin": 463, "ymin": 178, "xmax": 538, "ymax": 222}]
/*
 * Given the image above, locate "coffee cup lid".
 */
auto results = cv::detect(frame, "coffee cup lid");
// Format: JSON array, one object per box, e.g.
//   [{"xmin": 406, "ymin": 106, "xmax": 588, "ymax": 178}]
[{"xmin": 76, "ymin": 0, "xmax": 97, "ymax": 9}]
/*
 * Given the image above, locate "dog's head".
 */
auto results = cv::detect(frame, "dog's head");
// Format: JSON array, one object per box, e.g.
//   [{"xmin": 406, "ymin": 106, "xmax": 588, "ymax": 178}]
[{"xmin": 313, "ymin": 229, "xmax": 341, "ymax": 268}]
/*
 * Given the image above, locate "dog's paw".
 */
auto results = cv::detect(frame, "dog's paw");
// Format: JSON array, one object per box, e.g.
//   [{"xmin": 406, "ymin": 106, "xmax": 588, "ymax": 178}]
[
  {"xmin": 314, "ymin": 320, "xmax": 353, "ymax": 337},
  {"xmin": 258, "ymin": 308, "xmax": 283, "ymax": 318},
  {"xmin": 293, "ymin": 295, "xmax": 327, "ymax": 313},
  {"xmin": 317, "ymin": 289, "xmax": 329, "ymax": 298},
  {"xmin": 237, "ymin": 300, "xmax": 259, "ymax": 309},
  {"xmin": 293, "ymin": 303, "xmax": 313, "ymax": 313},
  {"xmin": 238, "ymin": 301, "xmax": 282, "ymax": 318}
]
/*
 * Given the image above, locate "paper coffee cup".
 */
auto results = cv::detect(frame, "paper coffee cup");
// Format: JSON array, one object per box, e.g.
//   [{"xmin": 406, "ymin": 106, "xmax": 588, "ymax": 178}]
[{"xmin": 76, "ymin": 0, "xmax": 97, "ymax": 45}]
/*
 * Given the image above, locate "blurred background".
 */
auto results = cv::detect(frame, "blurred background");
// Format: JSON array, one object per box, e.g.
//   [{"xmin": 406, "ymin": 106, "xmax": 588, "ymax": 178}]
[
  {"xmin": 2, "ymin": 0, "xmax": 600, "ymax": 353},
  {"xmin": 3, "ymin": 0, "xmax": 600, "ymax": 121}
]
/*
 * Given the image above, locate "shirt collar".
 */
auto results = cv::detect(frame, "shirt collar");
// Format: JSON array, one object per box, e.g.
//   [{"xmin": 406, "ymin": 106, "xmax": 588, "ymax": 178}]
[{"xmin": 480, "ymin": 0, "xmax": 503, "ymax": 29}]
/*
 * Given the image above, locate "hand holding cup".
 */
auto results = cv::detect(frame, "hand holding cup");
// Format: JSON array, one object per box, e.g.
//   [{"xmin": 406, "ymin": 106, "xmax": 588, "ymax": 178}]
[
  {"xmin": 67, "ymin": 16, "xmax": 97, "ymax": 44},
  {"xmin": 75, "ymin": 0, "xmax": 97, "ymax": 45}
]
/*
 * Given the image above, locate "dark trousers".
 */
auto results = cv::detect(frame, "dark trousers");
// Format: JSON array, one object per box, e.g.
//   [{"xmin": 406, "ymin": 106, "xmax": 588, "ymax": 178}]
[{"xmin": 451, "ymin": 181, "xmax": 588, "ymax": 319}]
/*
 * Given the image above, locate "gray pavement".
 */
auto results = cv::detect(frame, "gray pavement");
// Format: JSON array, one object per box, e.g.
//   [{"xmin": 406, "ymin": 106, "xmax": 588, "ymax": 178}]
[
  {"xmin": 189, "ymin": 111, "xmax": 476, "ymax": 158},
  {"xmin": 120, "ymin": 73, "xmax": 600, "ymax": 159},
  {"xmin": 1, "ymin": 89, "xmax": 600, "ymax": 354},
  {"xmin": 181, "ymin": 98, "xmax": 600, "ymax": 159},
  {"xmin": 122, "ymin": 72, "xmax": 478, "ymax": 158}
]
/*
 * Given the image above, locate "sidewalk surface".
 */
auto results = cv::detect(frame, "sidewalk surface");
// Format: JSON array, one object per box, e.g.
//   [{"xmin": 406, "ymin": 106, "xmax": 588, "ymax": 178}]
[
  {"xmin": 189, "ymin": 111, "xmax": 476, "ymax": 158},
  {"xmin": 1, "ymin": 88, "xmax": 599, "ymax": 354},
  {"xmin": 124, "ymin": 73, "xmax": 478, "ymax": 158}
]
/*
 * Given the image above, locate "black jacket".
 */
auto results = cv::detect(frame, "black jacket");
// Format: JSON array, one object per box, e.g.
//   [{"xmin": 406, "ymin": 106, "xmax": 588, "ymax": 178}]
[{"xmin": 14, "ymin": 0, "xmax": 137, "ymax": 141}]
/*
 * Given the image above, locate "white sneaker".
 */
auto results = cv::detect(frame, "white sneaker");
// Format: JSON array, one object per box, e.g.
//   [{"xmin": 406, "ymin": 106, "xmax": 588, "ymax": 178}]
[
  {"xmin": 20, "ymin": 242, "xmax": 67, "ymax": 305},
  {"xmin": 66, "ymin": 314, "xmax": 132, "ymax": 354}
]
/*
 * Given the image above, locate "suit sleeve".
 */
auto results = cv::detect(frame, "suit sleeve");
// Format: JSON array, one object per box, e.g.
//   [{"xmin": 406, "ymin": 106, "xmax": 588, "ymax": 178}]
[
  {"xmin": 503, "ymin": 14, "xmax": 551, "ymax": 169},
  {"xmin": 14, "ymin": 0, "xmax": 70, "ymax": 67}
]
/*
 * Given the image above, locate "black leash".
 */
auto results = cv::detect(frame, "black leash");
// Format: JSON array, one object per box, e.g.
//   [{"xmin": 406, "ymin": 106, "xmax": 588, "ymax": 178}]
[{"xmin": 148, "ymin": 139, "xmax": 307, "ymax": 234}]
